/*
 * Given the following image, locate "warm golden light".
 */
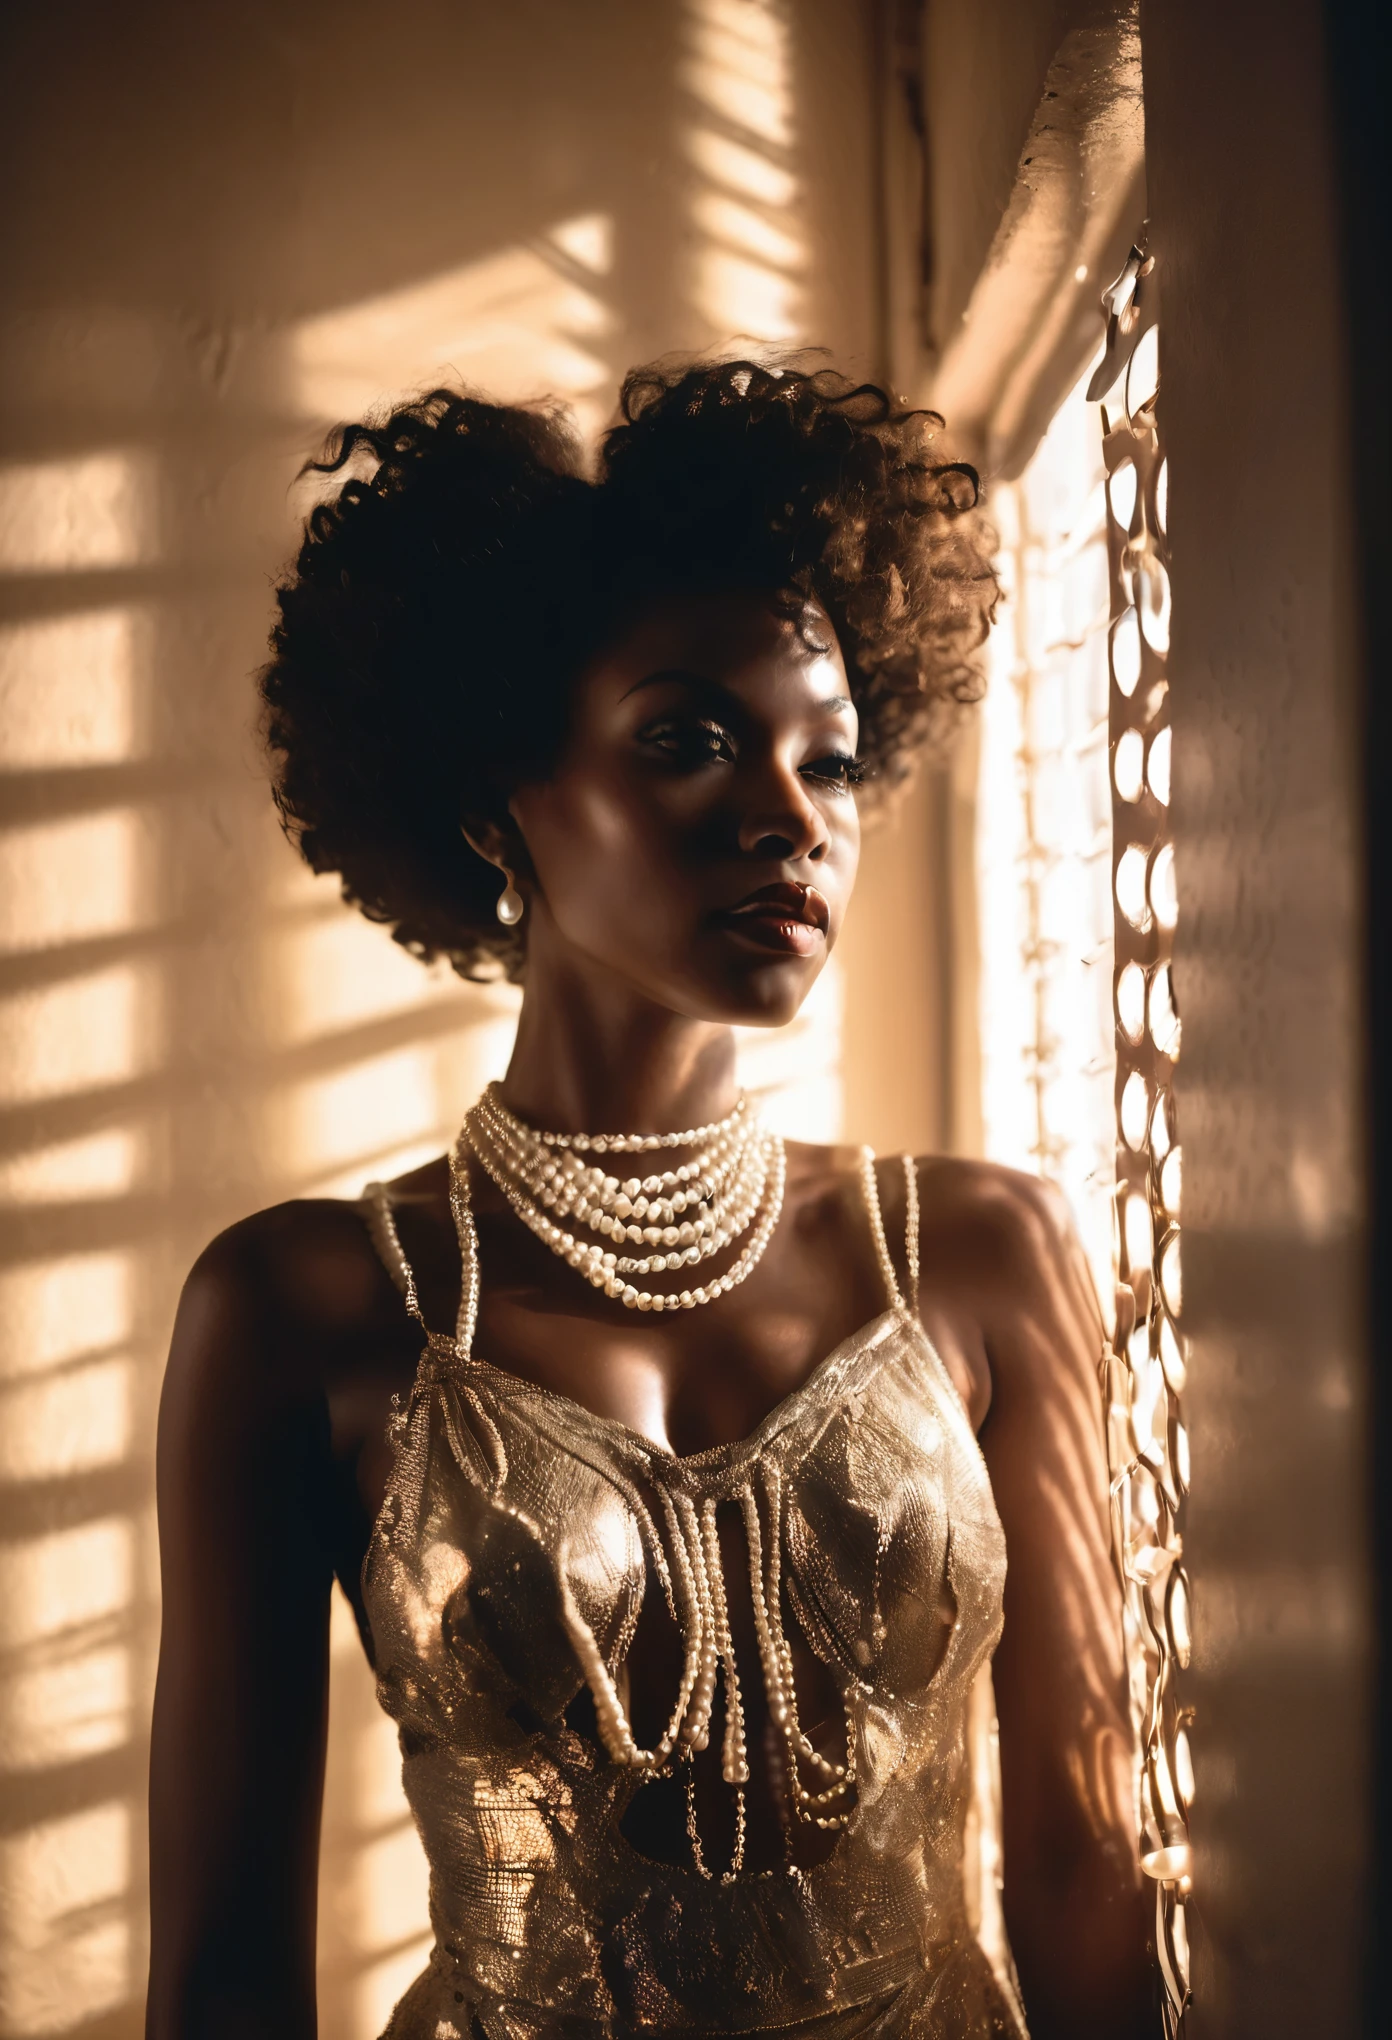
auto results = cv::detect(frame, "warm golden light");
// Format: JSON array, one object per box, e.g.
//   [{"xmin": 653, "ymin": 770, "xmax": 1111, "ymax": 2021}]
[
  {"xmin": 0, "ymin": 964, "xmax": 158, "ymax": 1105},
  {"xmin": 0, "ymin": 1127, "xmax": 142, "ymax": 1203},
  {"xmin": 0, "ymin": 1356, "xmax": 133, "ymax": 1484},
  {"xmin": 0, "ymin": 1802, "xmax": 132, "ymax": 2034},
  {"xmin": 0, "ymin": 1519, "xmax": 133, "ymax": 1654},
  {"xmin": 0, "ymin": 1254, "xmax": 133, "ymax": 1372},
  {"xmin": 680, "ymin": 0, "xmax": 804, "ymax": 344},
  {"xmin": 0, "ymin": 610, "xmax": 144, "ymax": 768},
  {"xmin": 0, "ymin": 810, "xmax": 141, "ymax": 951},
  {"xmin": 268, "ymin": 911, "xmax": 477, "ymax": 1047},
  {"xmin": 0, "ymin": 1645, "xmax": 131, "ymax": 1773},
  {"xmin": 976, "ymin": 361, "xmax": 1115, "ymax": 1301},
  {"xmin": 291, "ymin": 214, "xmax": 617, "ymax": 441},
  {"xmin": 0, "ymin": 454, "xmax": 155, "ymax": 574}
]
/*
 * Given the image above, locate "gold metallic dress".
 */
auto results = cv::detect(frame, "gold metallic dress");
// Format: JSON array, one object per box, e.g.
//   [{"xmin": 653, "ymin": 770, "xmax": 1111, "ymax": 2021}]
[{"xmin": 361, "ymin": 1155, "xmax": 1027, "ymax": 2039}]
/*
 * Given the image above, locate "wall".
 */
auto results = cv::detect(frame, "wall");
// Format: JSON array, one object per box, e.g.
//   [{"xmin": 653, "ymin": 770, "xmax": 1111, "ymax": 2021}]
[
  {"xmin": 920, "ymin": 0, "xmax": 1090, "ymax": 355},
  {"xmin": 0, "ymin": 6, "xmax": 898, "ymax": 2034},
  {"xmin": 1141, "ymin": 0, "xmax": 1372, "ymax": 2031}
]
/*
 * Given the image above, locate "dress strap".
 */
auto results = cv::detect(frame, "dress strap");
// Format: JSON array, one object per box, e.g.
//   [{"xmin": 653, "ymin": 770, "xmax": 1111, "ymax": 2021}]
[
  {"xmin": 856, "ymin": 1148, "xmax": 921, "ymax": 1318},
  {"xmin": 447, "ymin": 1137, "xmax": 482, "ymax": 1359},
  {"xmin": 858, "ymin": 1147, "xmax": 904, "ymax": 1313},
  {"xmin": 360, "ymin": 1150, "xmax": 481, "ymax": 1356},
  {"xmin": 902, "ymin": 1154, "xmax": 921, "ymax": 1317},
  {"xmin": 360, "ymin": 1180, "xmax": 429, "ymax": 1328}
]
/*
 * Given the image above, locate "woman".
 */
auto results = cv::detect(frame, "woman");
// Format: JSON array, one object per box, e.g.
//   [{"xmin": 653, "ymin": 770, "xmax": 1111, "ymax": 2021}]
[{"xmin": 147, "ymin": 361, "xmax": 1151, "ymax": 2039}]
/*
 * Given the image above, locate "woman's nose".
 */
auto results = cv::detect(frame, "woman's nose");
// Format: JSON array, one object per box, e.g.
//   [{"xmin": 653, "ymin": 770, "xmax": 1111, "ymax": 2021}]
[{"xmin": 736, "ymin": 768, "xmax": 829, "ymax": 863}]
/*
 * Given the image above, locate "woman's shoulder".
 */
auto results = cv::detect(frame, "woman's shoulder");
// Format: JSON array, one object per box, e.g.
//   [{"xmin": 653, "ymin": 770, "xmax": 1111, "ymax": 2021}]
[
  {"xmin": 782, "ymin": 1141, "xmax": 1071, "ymax": 1250},
  {"xmin": 917, "ymin": 1151, "xmax": 1073, "ymax": 1233},
  {"xmin": 904, "ymin": 1152, "xmax": 1088, "ymax": 1307},
  {"xmin": 171, "ymin": 1178, "xmax": 431, "ymax": 1397}
]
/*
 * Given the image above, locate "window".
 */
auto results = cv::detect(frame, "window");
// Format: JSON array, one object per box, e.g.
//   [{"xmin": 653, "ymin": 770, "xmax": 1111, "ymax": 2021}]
[{"xmin": 977, "ymin": 249, "xmax": 1192, "ymax": 2033}]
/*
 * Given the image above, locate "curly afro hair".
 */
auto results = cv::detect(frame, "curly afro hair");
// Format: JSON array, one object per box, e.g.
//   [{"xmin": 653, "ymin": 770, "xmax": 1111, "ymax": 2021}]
[{"xmin": 261, "ymin": 356, "xmax": 998, "ymax": 981}]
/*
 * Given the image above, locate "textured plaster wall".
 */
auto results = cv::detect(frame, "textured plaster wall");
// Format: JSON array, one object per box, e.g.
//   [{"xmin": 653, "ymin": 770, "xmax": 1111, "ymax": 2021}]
[
  {"xmin": 0, "ymin": 6, "xmax": 894, "ymax": 2033},
  {"xmin": 1142, "ymin": 0, "xmax": 1372, "ymax": 2030},
  {"xmin": 920, "ymin": 0, "xmax": 1107, "ymax": 357}
]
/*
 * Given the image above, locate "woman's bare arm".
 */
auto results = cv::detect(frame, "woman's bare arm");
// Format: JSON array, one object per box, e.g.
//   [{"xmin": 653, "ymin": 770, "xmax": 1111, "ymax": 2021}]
[
  {"xmin": 147, "ymin": 1221, "xmax": 335, "ymax": 2039},
  {"xmin": 967, "ymin": 1169, "xmax": 1153, "ymax": 2039}
]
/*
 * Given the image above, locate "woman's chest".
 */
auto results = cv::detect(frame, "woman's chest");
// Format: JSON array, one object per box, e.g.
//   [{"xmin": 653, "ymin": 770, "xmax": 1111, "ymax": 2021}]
[{"xmin": 372, "ymin": 1326, "xmax": 1006, "ymax": 1731}]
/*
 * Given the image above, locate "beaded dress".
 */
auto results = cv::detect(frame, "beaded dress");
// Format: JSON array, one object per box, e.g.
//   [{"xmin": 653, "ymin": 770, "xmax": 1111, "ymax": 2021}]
[{"xmin": 360, "ymin": 1153, "xmax": 1027, "ymax": 2039}]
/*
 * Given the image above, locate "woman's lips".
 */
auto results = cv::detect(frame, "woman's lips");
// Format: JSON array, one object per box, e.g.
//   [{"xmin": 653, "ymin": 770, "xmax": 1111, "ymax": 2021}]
[{"xmin": 714, "ymin": 883, "xmax": 829, "ymax": 958}]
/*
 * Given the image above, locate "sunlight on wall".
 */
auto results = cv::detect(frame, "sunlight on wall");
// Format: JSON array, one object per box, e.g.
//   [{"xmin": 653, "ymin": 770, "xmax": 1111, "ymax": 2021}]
[
  {"xmin": 0, "ymin": 1130, "xmax": 142, "ymax": 1205},
  {"xmin": 0, "ymin": 454, "xmax": 156, "ymax": 575},
  {"xmin": 0, "ymin": 965, "xmax": 160, "ymax": 1107},
  {"xmin": 0, "ymin": 1239, "xmax": 144, "ymax": 2023},
  {"xmin": 291, "ymin": 213, "xmax": 617, "ymax": 441},
  {"xmin": 0, "ymin": 812, "xmax": 142, "ymax": 951},
  {"xmin": 976, "ymin": 363, "xmax": 1116, "ymax": 1303},
  {"xmin": 680, "ymin": 0, "xmax": 804, "ymax": 343},
  {"xmin": 0, "ymin": 610, "xmax": 145, "ymax": 769},
  {"xmin": 0, "ymin": 1802, "xmax": 131, "ymax": 2034},
  {"xmin": 0, "ymin": 1357, "xmax": 132, "ymax": 1487},
  {"xmin": 0, "ymin": 440, "xmax": 155, "ymax": 2033}
]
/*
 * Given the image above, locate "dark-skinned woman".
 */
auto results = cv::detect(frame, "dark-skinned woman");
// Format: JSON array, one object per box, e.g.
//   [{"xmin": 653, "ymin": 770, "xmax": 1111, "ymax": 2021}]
[{"xmin": 147, "ymin": 361, "xmax": 1152, "ymax": 2040}]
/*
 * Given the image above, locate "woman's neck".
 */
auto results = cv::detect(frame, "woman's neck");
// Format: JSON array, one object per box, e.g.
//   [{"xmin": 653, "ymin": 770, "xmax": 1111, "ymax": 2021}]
[{"xmin": 498, "ymin": 951, "xmax": 739, "ymax": 1139}]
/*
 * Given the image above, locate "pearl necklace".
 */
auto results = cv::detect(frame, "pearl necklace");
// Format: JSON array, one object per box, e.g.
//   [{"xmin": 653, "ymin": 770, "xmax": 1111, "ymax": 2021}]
[
  {"xmin": 463, "ymin": 1087, "xmax": 785, "ymax": 1312},
  {"xmin": 479, "ymin": 1086, "xmax": 750, "ymax": 1154},
  {"xmin": 470, "ymin": 1088, "xmax": 761, "ymax": 1273}
]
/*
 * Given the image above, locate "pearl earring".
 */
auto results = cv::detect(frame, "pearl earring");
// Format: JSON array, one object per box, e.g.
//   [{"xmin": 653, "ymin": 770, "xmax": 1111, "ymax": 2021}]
[{"xmin": 495, "ymin": 869, "xmax": 525, "ymax": 926}]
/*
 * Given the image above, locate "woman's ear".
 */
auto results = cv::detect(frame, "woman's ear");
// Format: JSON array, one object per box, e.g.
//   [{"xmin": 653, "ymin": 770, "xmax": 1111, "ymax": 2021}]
[
  {"xmin": 459, "ymin": 815, "xmax": 508, "ymax": 872},
  {"xmin": 459, "ymin": 813, "xmax": 535, "ymax": 881}
]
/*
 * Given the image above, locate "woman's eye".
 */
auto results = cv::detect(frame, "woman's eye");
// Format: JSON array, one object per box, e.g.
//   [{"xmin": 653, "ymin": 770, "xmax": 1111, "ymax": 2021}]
[
  {"xmin": 640, "ymin": 719, "xmax": 735, "ymax": 766},
  {"xmin": 802, "ymin": 752, "xmax": 866, "ymax": 791}
]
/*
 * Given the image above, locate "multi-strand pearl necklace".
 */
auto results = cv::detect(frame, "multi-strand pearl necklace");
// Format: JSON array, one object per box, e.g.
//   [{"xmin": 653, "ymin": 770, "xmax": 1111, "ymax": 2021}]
[{"xmin": 464, "ymin": 1084, "xmax": 785, "ymax": 1312}]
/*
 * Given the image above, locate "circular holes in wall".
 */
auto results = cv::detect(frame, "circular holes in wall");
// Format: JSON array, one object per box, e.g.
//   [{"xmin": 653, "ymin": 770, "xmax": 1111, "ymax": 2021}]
[
  {"xmin": 1174, "ymin": 1727, "xmax": 1195, "ymax": 1807},
  {"xmin": 1159, "ymin": 1313, "xmax": 1187, "ymax": 1394},
  {"xmin": 1116, "ymin": 960, "xmax": 1147, "ymax": 1043},
  {"xmin": 1108, "ymin": 459, "xmax": 1138, "ymax": 532},
  {"xmin": 1160, "ymin": 1229, "xmax": 1183, "ymax": 1317},
  {"xmin": 1150, "ymin": 1092, "xmax": 1172, "ymax": 1159},
  {"xmin": 1113, "ymin": 726, "xmax": 1145, "ymax": 802},
  {"xmin": 1111, "ymin": 610, "xmax": 1142, "ymax": 696},
  {"xmin": 1137, "ymin": 559, "xmax": 1172, "ymax": 655},
  {"xmin": 1167, "ymin": 1566, "xmax": 1193, "ymax": 1667},
  {"xmin": 1173, "ymin": 1418, "xmax": 1191, "ymax": 1494},
  {"xmin": 1150, "ymin": 964, "xmax": 1180, "ymax": 1056},
  {"xmin": 1121, "ymin": 1072, "xmax": 1150, "ymax": 1150},
  {"xmin": 1150, "ymin": 842, "xmax": 1178, "ymax": 930},
  {"xmin": 1147, "ymin": 725, "xmax": 1172, "ymax": 804},
  {"xmin": 1116, "ymin": 844, "xmax": 1152, "ymax": 929},
  {"xmin": 1125, "ymin": 1189, "xmax": 1154, "ymax": 1275}
]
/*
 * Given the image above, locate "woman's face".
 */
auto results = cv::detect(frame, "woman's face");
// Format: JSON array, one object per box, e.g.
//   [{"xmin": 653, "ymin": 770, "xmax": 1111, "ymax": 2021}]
[{"xmin": 508, "ymin": 587, "xmax": 861, "ymax": 1027}]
